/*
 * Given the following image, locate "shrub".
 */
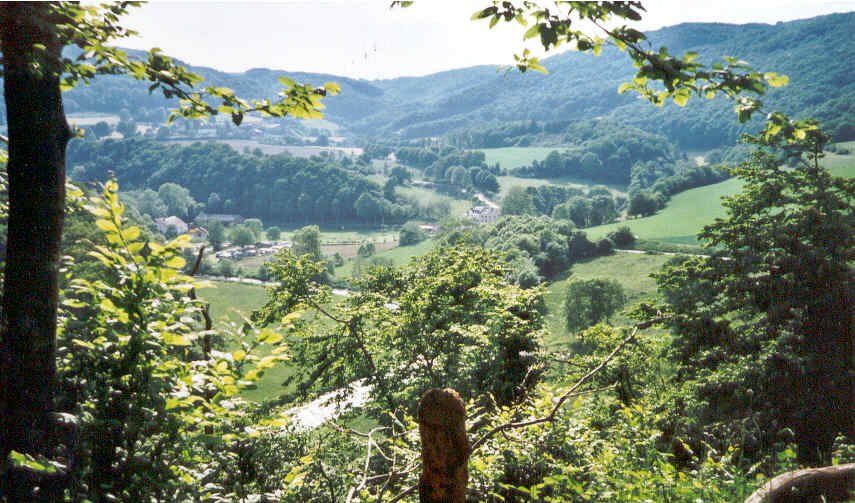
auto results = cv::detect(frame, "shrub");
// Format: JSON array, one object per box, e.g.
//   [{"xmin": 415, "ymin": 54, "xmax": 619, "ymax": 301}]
[{"xmin": 607, "ymin": 226, "xmax": 636, "ymax": 247}]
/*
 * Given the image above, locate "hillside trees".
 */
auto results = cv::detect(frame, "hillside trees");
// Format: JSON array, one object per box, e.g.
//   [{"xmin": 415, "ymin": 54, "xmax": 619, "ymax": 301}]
[
  {"xmin": 0, "ymin": 3, "xmax": 336, "ymax": 497},
  {"xmin": 655, "ymin": 129, "xmax": 855, "ymax": 464},
  {"xmin": 253, "ymin": 245, "xmax": 545, "ymax": 410},
  {"xmin": 563, "ymin": 279, "xmax": 626, "ymax": 333}
]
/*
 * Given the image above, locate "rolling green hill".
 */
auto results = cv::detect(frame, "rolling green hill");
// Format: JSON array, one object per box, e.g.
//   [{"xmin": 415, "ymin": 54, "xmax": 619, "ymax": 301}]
[{"xmin": 586, "ymin": 149, "xmax": 855, "ymax": 243}]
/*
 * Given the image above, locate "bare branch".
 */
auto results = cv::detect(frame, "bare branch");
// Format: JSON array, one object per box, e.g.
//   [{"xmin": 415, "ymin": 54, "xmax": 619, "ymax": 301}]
[{"xmin": 470, "ymin": 315, "xmax": 665, "ymax": 451}]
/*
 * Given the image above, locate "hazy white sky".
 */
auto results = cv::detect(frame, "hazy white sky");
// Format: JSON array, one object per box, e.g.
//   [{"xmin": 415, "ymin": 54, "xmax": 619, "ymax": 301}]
[{"xmin": 120, "ymin": 1, "xmax": 855, "ymax": 79}]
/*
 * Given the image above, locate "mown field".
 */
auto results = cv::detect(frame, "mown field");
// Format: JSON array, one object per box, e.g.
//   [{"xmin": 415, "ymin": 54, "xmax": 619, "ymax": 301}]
[
  {"xmin": 164, "ymin": 139, "xmax": 362, "ymax": 158},
  {"xmin": 396, "ymin": 185, "xmax": 472, "ymax": 216},
  {"xmin": 542, "ymin": 252, "xmax": 671, "ymax": 349},
  {"xmin": 586, "ymin": 147, "xmax": 855, "ymax": 244},
  {"xmin": 334, "ymin": 238, "xmax": 435, "ymax": 279},
  {"xmin": 480, "ymin": 147, "xmax": 560, "ymax": 171}
]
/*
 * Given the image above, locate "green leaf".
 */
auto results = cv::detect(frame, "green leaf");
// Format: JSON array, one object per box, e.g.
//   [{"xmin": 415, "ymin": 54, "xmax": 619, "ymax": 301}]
[
  {"xmin": 618, "ymin": 82, "xmax": 633, "ymax": 94},
  {"xmin": 121, "ymin": 226, "xmax": 140, "ymax": 241},
  {"xmin": 163, "ymin": 332, "xmax": 190, "ymax": 346},
  {"xmin": 673, "ymin": 88, "xmax": 691, "ymax": 107},
  {"xmin": 523, "ymin": 24, "xmax": 540, "ymax": 41},
  {"xmin": 164, "ymin": 256, "xmax": 186, "ymax": 269},
  {"xmin": 277, "ymin": 76, "xmax": 295, "ymax": 88},
  {"xmin": 8, "ymin": 451, "xmax": 58, "ymax": 474},
  {"xmin": 763, "ymin": 72, "xmax": 789, "ymax": 87},
  {"xmin": 323, "ymin": 82, "xmax": 341, "ymax": 95},
  {"xmin": 95, "ymin": 219, "xmax": 118, "ymax": 233},
  {"xmin": 470, "ymin": 7, "xmax": 496, "ymax": 20}
]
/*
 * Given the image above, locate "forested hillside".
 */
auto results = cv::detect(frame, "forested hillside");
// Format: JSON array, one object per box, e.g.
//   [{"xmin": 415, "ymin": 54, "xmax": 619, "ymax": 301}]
[
  {"xmin": 66, "ymin": 139, "xmax": 407, "ymax": 223},
  {"xmin": 2, "ymin": 13, "xmax": 850, "ymax": 149}
]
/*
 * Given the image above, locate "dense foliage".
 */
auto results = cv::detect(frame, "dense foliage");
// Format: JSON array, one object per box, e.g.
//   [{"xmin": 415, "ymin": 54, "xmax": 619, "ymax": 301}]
[
  {"xmin": 563, "ymin": 279, "xmax": 627, "ymax": 333},
  {"xmin": 253, "ymin": 244, "xmax": 546, "ymax": 409},
  {"xmin": 654, "ymin": 131, "xmax": 855, "ymax": 464},
  {"xmin": 66, "ymin": 138, "xmax": 417, "ymax": 223}
]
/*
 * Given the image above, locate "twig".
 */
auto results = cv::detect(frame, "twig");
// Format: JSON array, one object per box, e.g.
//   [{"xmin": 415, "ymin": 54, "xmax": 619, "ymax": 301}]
[
  {"xmin": 373, "ymin": 316, "xmax": 666, "ymax": 502},
  {"xmin": 187, "ymin": 246, "xmax": 213, "ymax": 356},
  {"xmin": 471, "ymin": 315, "xmax": 664, "ymax": 451}
]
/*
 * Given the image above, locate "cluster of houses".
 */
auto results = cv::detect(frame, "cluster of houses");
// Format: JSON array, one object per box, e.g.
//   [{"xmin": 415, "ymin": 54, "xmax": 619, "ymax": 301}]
[{"xmin": 214, "ymin": 242, "xmax": 290, "ymax": 260}]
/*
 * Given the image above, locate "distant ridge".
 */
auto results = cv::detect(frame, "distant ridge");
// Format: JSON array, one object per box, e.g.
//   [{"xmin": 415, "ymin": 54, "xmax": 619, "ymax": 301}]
[{"xmin": 48, "ymin": 12, "xmax": 855, "ymax": 148}]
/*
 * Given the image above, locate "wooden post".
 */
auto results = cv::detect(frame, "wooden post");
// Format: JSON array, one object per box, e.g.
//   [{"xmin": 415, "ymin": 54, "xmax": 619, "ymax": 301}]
[{"xmin": 417, "ymin": 388, "xmax": 470, "ymax": 503}]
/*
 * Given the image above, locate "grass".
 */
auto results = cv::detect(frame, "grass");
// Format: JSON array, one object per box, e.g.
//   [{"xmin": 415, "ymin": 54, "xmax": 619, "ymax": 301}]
[
  {"xmin": 496, "ymin": 175, "xmax": 625, "ymax": 199},
  {"xmin": 397, "ymin": 185, "xmax": 472, "ymax": 216},
  {"xmin": 584, "ymin": 151, "xmax": 855, "ymax": 244},
  {"xmin": 163, "ymin": 139, "xmax": 362, "ymax": 158},
  {"xmin": 196, "ymin": 281, "xmax": 269, "ymax": 328},
  {"xmin": 480, "ymin": 147, "xmax": 562, "ymax": 171},
  {"xmin": 542, "ymin": 252, "xmax": 672, "ymax": 349},
  {"xmin": 335, "ymin": 238, "xmax": 435, "ymax": 279},
  {"xmin": 586, "ymin": 177, "xmax": 744, "ymax": 244}
]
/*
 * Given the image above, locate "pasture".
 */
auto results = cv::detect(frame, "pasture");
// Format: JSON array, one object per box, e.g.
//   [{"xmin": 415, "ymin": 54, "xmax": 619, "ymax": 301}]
[
  {"xmin": 479, "ymin": 147, "xmax": 561, "ymax": 171},
  {"xmin": 396, "ymin": 185, "xmax": 472, "ymax": 216},
  {"xmin": 586, "ymin": 150, "xmax": 855, "ymax": 244},
  {"xmin": 542, "ymin": 252, "xmax": 672, "ymax": 349},
  {"xmin": 334, "ymin": 238, "xmax": 435, "ymax": 279},
  {"xmin": 196, "ymin": 280, "xmax": 269, "ymax": 328}
]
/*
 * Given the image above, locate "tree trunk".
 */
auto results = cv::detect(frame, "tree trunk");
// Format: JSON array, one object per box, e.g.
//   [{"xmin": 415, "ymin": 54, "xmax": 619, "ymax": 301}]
[{"xmin": 0, "ymin": 3, "xmax": 71, "ymax": 498}]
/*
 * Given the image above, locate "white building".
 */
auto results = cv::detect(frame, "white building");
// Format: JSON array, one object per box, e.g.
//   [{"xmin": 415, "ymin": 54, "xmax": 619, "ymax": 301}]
[
  {"xmin": 154, "ymin": 216, "xmax": 189, "ymax": 235},
  {"xmin": 467, "ymin": 205, "xmax": 499, "ymax": 224}
]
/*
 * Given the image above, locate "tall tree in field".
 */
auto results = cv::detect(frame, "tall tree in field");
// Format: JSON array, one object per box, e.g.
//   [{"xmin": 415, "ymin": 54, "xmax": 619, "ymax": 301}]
[{"xmin": 0, "ymin": 3, "xmax": 337, "ymax": 497}]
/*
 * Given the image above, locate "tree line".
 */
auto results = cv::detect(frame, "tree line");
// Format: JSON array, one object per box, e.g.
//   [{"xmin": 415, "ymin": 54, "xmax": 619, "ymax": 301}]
[{"xmin": 67, "ymin": 138, "xmax": 446, "ymax": 224}]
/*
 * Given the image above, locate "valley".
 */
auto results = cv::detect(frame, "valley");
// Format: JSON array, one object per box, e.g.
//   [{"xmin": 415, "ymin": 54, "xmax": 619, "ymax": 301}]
[{"xmin": 3, "ymin": 5, "xmax": 855, "ymax": 502}]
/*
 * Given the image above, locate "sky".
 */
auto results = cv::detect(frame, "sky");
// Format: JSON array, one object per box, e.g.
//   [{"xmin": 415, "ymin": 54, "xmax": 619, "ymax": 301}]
[{"xmin": 120, "ymin": 1, "xmax": 855, "ymax": 80}]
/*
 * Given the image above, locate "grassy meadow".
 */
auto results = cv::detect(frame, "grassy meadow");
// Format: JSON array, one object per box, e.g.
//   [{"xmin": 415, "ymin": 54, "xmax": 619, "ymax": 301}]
[
  {"xmin": 480, "ymin": 147, "xmax": 560, "ymax": 171},
  {"xmin": 586, "ymin": 148, "xmax": 855, "ymax": 244},
  {"xmin": 334, "ymin": 238, "xmax": 435, "ymax": 279},
  {"xmin": 542, "ymin": 252, "xmax": 671, "ymax": 349}
]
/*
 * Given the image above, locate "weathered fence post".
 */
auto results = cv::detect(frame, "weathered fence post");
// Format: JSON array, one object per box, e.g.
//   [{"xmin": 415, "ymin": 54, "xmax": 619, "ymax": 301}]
[{"xmin": 417, "ymin": 388, "xmax": 470, "ymax": 503}]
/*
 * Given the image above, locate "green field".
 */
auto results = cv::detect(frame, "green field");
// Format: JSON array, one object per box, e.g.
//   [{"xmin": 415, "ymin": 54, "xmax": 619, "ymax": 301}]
[
  {"xmin": 397, "ymin": 185, "xmax": 472, "ymax": 216},
  {"xmin": 334, "ymin": 238, "xmax": 435, "ymax": 279},
  {"xmin": 542, "ymin": 252, "xmax": 671, "ymax": 349},
  {"xmin": 197, "ymin": 280, "xmax": 269, "ymax": 328},
  {"xmin": 496, "ymin": 175, "xmax": 624, "ymax": 199},
  {"xmin": 586, "ymin": 151, "xmax": 855, "ymax": 244},
  {"xmin": 197, "ymin": 280, "xmax": 305, "ymax": 402},
  {"xmin": 270, "ymin": 225, "xmax": 398, "ymax": 243},
  {"xmin": 480, "ymin": 147, "xmax": 562, "ymax": 171}
]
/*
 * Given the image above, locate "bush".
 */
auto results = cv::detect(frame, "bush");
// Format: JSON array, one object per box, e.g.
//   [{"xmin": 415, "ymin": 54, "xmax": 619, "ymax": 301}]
[
  {"xmin": 357, "ymin": 241, "xmax": 375, "ymax": 257},
  {"xmin": 607, "ymin": 226, "xmax": 636, "ymax": 247},
  {"xmin": 563, "ymin": 278, "xmax": 626, "ymax": 332},
  {"xmin": 596, "ymin": 237, "xmax": 614, "ymax": 255},
  {"xmin": 266, "ymin": 225, "xmax": 281, "ymax": 240},
  {"xmin": 399, "ymin": 221, "xmax": 427, "ymax": 246}
]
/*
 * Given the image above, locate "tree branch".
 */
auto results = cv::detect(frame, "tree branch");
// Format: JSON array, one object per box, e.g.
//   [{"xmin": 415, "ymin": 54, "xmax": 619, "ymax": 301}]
[{"xmin": 471, "ymin": 315, "xmax": 664, "ymax": 450}]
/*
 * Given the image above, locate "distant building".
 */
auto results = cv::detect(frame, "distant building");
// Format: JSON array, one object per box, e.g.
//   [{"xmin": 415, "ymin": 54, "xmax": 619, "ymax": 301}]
[
  {"xmin": 195, "ymin": 213, "xmax": 245, "ymax": 226},
  {"xmin": 467, "ymin": 205, "xmax": 499, "ymax": 224},
  {"xmin": 154, "ymin": 216, "xmax": 189, "ymax": 235},
  {"xmin": 418, "ymin": 224, "xmax": 438, "ymax": 234}
]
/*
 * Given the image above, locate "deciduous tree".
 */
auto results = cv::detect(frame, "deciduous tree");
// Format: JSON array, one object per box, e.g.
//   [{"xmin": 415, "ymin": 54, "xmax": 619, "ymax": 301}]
[{"xmin": 655, "ymin": 128, "xmax": 855, "ymax": 464}]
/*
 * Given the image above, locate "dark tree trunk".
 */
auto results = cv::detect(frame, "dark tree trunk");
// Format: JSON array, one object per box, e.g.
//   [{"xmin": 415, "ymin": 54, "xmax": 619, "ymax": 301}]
[
  {"xmin": 0, "ymin": 3, "xmax": 71, "ymax": 498},
  {"xmin": 796, "ymin": 266, "xmax": 855, "ymax": 465}
]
